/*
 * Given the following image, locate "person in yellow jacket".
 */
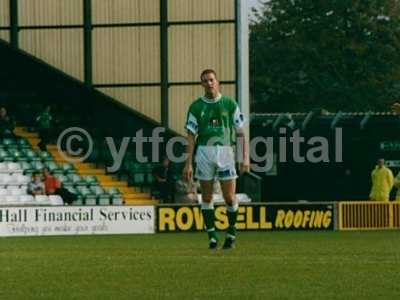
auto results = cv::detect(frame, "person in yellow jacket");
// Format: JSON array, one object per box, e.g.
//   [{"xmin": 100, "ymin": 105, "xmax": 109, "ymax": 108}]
[
  {"xmin": 369, "ymin": 159, "xmax": 394, "ymax": 201},
  {"xmin": 394, "ymin": 171, "xmax": 400, "ymax": 201}
]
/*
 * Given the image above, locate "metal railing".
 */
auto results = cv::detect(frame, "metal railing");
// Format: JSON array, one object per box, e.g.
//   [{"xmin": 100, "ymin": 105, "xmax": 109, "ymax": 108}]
[{"xmin": 338, "ymin": 201, "xmax": 400, "ymax": 230}]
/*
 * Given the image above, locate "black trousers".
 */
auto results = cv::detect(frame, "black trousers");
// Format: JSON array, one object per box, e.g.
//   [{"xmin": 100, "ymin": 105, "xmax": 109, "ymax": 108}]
[
  {"xmin": 55, "ymin": 188, "xmax": 78, "ymax": 205},
  {"xmin": 38, "ymin": 128, "xmax": 51, "ymax": 151}
]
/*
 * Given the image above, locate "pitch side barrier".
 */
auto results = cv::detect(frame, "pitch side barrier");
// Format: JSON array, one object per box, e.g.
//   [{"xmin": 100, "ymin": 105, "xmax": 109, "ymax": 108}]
[
  {"xmin": 338, "ymin": 201, "xmax": 400, "ymax": 230},
  {"xmin": 5, "ymin": 201, "xmax": 396, "ymax": 236},
  {"xmin": 156, "ymin": 203, "xmax": 336, "ymax": 232},
  {"xmin": 0, "ymin": 205, "xmax": 155, "ymax": 237}
]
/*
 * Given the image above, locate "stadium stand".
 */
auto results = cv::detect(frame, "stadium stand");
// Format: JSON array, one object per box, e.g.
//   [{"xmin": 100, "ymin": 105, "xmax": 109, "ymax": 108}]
[
  {"xmin": 14, "ymin": 127, "xmax": 158, "ymax": 206},
  {"xmin": 0, "ymin": 126, "xmax": 159, "ymax": 206},
  {"xmin": 0, "ymin": 38, "xmax": 174, "ymax": 204}
]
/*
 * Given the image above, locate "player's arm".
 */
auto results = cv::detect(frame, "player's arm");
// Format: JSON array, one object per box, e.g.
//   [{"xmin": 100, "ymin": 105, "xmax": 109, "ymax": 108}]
[
  {"xmin": 183, "ymin": 132, "xmax": 196, "ymax": 181},
  {"xmin": 153, "ymin": 172, "xmax": 166, "ymax": 183},
  {"xmin": 392, "ymin": 102, "xmax": 400, "ymax": 115},
  {"xmin": 232, "ymin": 103, "xmax": 250, "ymax": 175},
  {"xmin": 183, "ymin": 110, "xmax": 198, "ymax": 181},
  {"xmin": 236, "ymin": 127, "xmax": 250, "ymax": 175}
]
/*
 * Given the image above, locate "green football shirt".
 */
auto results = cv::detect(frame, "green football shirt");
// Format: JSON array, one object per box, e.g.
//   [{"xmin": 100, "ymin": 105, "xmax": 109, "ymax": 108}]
[
  {"xmin": 185, "ymin": 94, "xmax": 245, "ymax": 146},
  {"xmin": 36, "ymin": 112, "xmax": 52, "ymax": 129}
]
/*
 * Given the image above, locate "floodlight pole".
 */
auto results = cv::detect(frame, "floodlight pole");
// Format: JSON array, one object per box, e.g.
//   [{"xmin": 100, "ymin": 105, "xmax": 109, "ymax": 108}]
[
  {"xmin": 236, "ymin": 0, "xmax": 250, "ymax": 155},
  {"xmin": 9, "ymin": 0, "xmax": 18, "ymax": 48},
  {"xmin": 83, "ymin": 0, "xmax": 93, "ymax": 87},
  {"xmin": 160, "ymin": 0, "xmax": 169, "ymax": 129}
]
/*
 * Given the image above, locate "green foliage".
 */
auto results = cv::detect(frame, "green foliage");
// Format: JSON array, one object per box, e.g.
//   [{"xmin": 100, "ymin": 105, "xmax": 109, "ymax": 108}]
[{"xmin": 250, "ymin": 0, "xmax": 400, "ymax": 112}]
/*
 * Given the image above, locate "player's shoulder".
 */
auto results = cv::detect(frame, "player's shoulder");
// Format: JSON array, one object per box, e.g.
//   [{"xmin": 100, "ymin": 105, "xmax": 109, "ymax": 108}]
[
  {"xmin": 220, "ymin": 95, "xmax": 238, "ymax": 110},
  {"xmin": 188, "ymin": 97, "xmax": 204, "ymax": 112},
  {"xmin": 221, "ymin": 95, "xmax": 236, "ymax": 102},
  {"xmin": 190, "ymin": 97, "xmax": 204, "ymax": 106}
]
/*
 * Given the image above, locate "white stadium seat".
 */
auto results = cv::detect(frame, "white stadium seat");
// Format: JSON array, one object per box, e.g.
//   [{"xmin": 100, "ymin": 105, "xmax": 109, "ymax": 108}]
[
  {"xmin": 20, "ymin": 195, "xmax": 35, "ymax": 204},
  {"xmin": 198, "ymin": 193, "xmax": 252, "ymax": 204},
  {"xmin": 6, "ymin": 174, "xmax": 29, "ymax": 186},
  {"xmin": 19, "ymin": 185, "xmax": 28, "ymax": 191},
  {"xmin": 16, "ymin": 174, "xmax": 30, "ymax": 185},
  {"xmin": 0, "ymin": 174, "xmax": 7, "ymax": 185},
  {"xmin": 7, "ymin": 162, "xmax": 22, "ymax": 173},
  {"xmin": 0, "ymin": 163, "xmax": 8, "ymax": 173},
  {"xmin": 10, "ymin": 188, "xmax": 25, "ymax": 196},
  {"xmin": 35, "ymin": 195, "xmax": 50, "ymax": 204},
  {"xmin": 6, "ymin": 195, "xmax": 20, "ymax": 204},
  {"xmin": 3, "ymin": 175, "xmax": 14, "ymax": 185},
  {"xmin": 49, "ymin": 195, "xmax": 64, "ymax": 206},
  {"xmin": 237, "ymin": 194, "xmax": 252, "ymax": 202},
  {"xmin": 0, "ymin": 188, "xmax": 9, "ymax": 196},
  {"xmin": 18, "ymin": 186, "xmax": 28, "ymax": 194},
  {"xmin": 9, "ymin": 174, "xmax": 19, "ymax": 185}
]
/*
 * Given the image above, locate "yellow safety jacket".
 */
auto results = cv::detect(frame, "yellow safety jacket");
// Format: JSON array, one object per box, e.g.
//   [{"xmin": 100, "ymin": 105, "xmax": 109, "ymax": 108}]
[
  {"xmin": 370, "ymin": 166, "xmax": 393, "ymax": 201},
  {"xmin": 393, "ymin": 172, "xmax": 400, "ymax": 201}
]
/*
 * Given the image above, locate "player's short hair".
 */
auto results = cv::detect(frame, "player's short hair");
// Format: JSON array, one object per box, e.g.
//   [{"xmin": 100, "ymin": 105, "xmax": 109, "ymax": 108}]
[{"xmin": 200, "ymin": 69, "xmax": 218, "ymax": 81}]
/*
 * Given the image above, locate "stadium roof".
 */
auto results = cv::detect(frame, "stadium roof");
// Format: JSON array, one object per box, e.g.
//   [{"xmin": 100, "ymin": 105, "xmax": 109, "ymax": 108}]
[
  {"xmin": 251, "ymin": 111, "xmax": 400, "ymax": 131},
  {"xmin": 252, "ymin": 112, "xmax": 397, "ymax": 117}
]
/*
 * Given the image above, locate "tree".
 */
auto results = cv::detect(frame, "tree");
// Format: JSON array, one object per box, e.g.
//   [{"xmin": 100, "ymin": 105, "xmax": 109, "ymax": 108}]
[{"xmin": 250, "ymin": 0, "xmax": 400, "ymax": 112}]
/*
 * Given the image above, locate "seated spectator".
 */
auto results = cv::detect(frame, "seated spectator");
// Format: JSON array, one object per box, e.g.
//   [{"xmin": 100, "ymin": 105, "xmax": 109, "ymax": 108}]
[
  {"xmin": 0, "ymin": 107, "xmax": 16, "ymax": 138},
  {"xmin": 27, "ymin": 172, "xmax": 45, "ymax": 196},
  {"xmin": 36, "ymin": 105, "xmax": 53, "ymax": 151},
  {"xmin": 43, "ymin": 167, "xmax": 61, "ymax": 195},
  {"xmin": 43, "ymin": 168, "xmax": 77, "ymax": 205},
  {"xmin": 152, "ymin": 157, "xmax": 174, "ymax": 202},
  {"xmin": 175, "ymin": 178, "xmax": 199, "ymax": 204}
]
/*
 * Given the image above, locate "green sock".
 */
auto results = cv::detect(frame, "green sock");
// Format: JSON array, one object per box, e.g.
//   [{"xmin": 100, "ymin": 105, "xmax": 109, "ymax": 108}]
[
  {"xmin": 226, "ymin": 204, "xmax": 238, "ymax": 239},
  {"xmin": 201, "ymin": 203, "xmax": 217, "ymax": 241}
]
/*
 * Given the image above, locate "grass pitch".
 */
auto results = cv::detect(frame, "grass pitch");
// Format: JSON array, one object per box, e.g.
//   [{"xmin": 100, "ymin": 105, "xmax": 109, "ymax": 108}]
[{"xmin": 0, "ymin": 231, "xmax": 399, "ymax": 300}]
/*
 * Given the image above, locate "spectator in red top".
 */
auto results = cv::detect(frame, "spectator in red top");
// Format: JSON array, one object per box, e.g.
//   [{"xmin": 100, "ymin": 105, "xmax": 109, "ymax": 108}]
[
  {"xmin": 42, "ymin": 167, "xmax": 78, "ymax": 205},
  {"xmin": 43, "ymin": 167, "xmax": 61, "ymax": 195}
]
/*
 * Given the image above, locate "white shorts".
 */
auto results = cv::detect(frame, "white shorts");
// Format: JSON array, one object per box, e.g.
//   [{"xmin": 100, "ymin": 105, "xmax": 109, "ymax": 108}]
[{"xmin": 195, "ymin": 146, "xmax": 237, "ymax": 181}]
